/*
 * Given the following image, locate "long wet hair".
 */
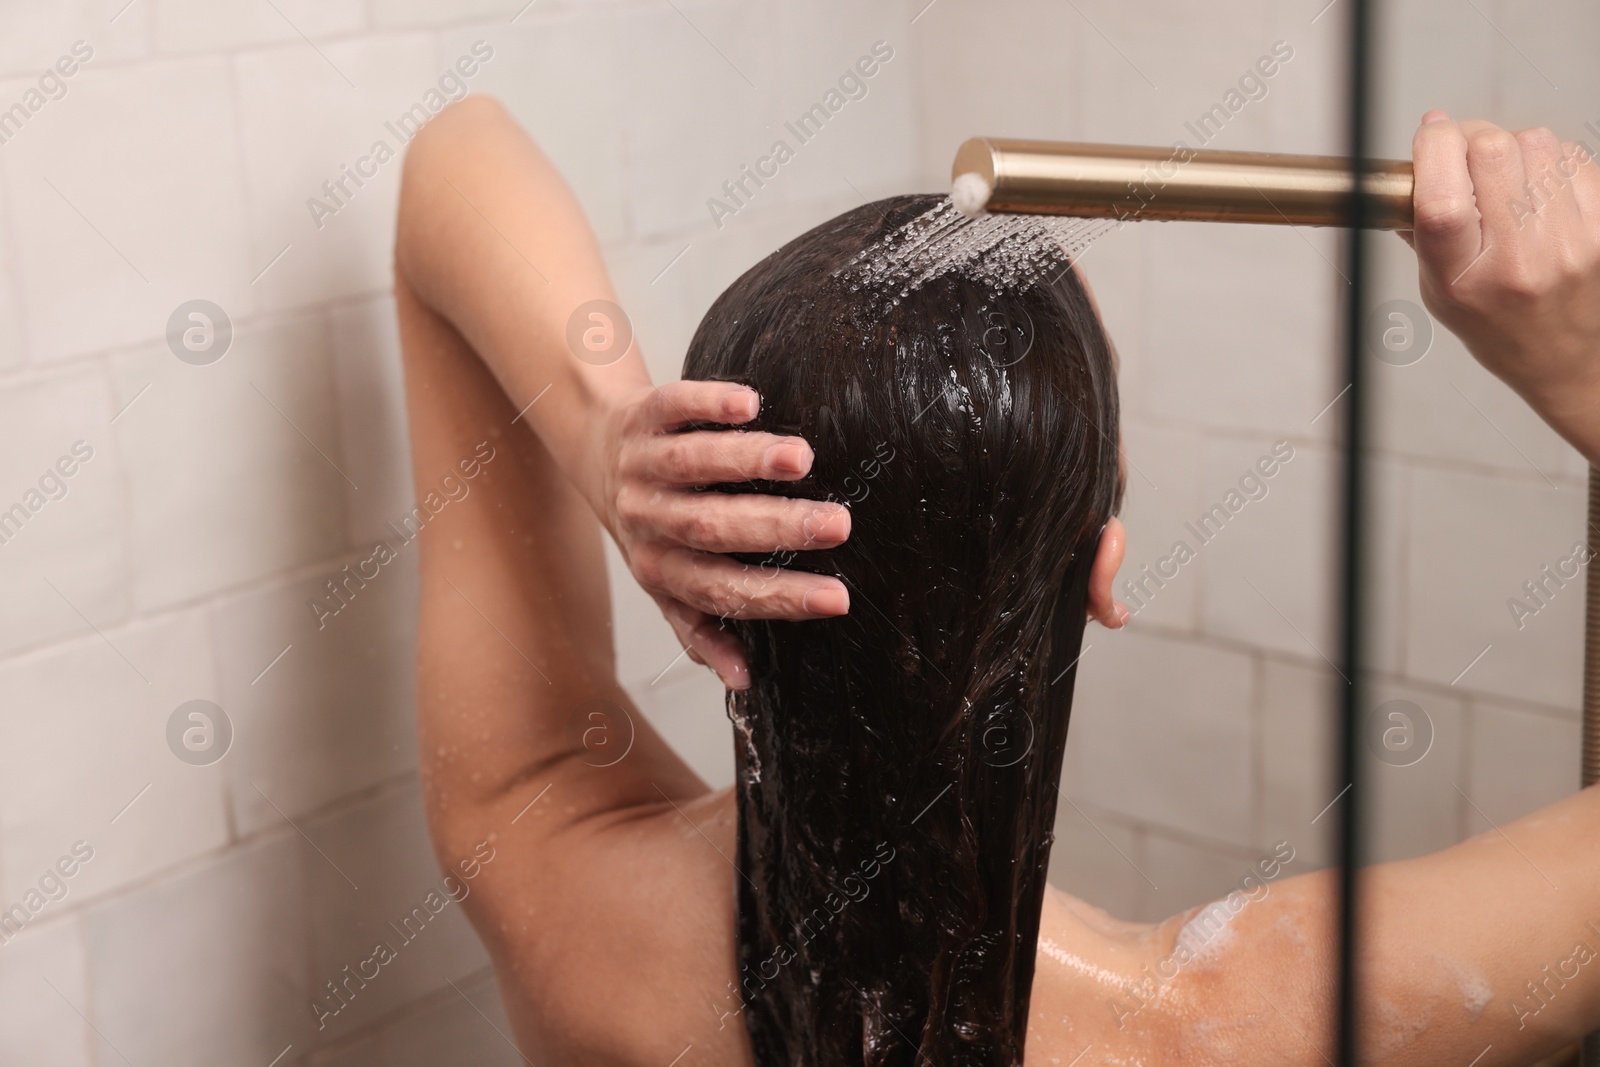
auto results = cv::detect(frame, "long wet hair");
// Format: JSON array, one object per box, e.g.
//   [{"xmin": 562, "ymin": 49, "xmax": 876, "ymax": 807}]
[{"xmin": 683, "ymin": 194, "xmax": 1123, "ymax": 1066}]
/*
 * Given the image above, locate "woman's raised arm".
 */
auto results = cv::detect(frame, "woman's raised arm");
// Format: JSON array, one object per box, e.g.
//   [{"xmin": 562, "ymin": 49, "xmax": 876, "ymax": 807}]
[{"xmin": 394, "ymin": 95, "xmax": 852, "ymax": 688}]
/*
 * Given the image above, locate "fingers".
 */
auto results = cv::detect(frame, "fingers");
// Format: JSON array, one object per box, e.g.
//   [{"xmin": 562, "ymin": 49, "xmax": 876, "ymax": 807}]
[
  {"xmin": 650, "ymin": 547, "xmax": 850, "ymax": 621},
  {"xmin": 1412, "ymin": 115, "xmax": 1598, "ymax": 298},
  {"xmin": 1460, "ymin": 119, "xmax": 1528, "ymax": 245},
  {"xmin": 1411, "ymin": 114, "xmax": 1483, "ymax": 282},
  {"xmin": 633, "ymin": 429, "xmax": 816, "ymax": 486},
  {"xmin": 1086, "ymin": 517, "xmax": 1130, "ymax": 629},
  {"xmin": 655, "ymin": 596, "xmax": 750, "ymax": 689},
  {"xmin": 660, "ymin": 494, "xmax": 849, "ymax": 553},
  {"xmin": 692, "ymin": 627, "xmax": 752, "ymax": 690},
  {"xmin": 622, "ymin": 490, "xmax": 850, "ymax": 554},
  {"xmin": 1513, "ymin": 126, "xmax": 1584, "ymax": 240},
  {"xmin": 1563, "ymin": 140, "xmax": 1600, "ymax": 229},
  {"xmin": 646, "ymin": 379, "xmax": 759, "ymax": 431}
]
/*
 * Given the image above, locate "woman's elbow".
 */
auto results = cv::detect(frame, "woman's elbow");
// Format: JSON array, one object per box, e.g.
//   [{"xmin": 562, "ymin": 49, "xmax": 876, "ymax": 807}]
[{"xmin": 395, "ymin": 94, "xmax": 511, "ymax": 268}]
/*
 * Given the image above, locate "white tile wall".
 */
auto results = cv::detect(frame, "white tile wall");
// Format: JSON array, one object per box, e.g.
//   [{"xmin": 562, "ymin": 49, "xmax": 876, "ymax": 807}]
[
  {"xmin": 1141, "ymin": 221, "xmax": 1341, "ymax": 440},
  {"xmin": 1046, "ymin": 800, "xmax": 1149, "ymax": 918},
  {"xmin": 362, "ymin": 967, "xmax": 525, "ymax": 1067},
  {"xmin": 1074, "ymin": 0, "xmax": 1276, "ymax": 149},
  {"xmin": 370, "ymin": 0, "xmax": 514, "ymax": 32},
  {"xmin": 1197, "ymin": 436, "xmax": 1336, "ymax": 660},
  {"xmin": 1465, "ymin": 697, "xmax": 1581, "ymax": 830},
  {"xmin": 152, "ymin": 0, "xmax": 364, "ymax": 54},
  {"xmin": 85, "ymin": 833, "xmax": 313, "ymax": 1066},
  {"xmin": 1486, "ymin": 0, "xmax": 1600, "ymax": 138},
  {"xmin": 604, "ymin": 233, "xmax": 707, "ymax": 383},
  {"xmin": 1117, "ymin": 418, "xmax": 1205, "ymax": 631},
  {"xmin": 329, "ymin": 295, "xmax": 415, "ymax": 548},
  {"xmin": 0, "ymin": 165, "xmax": 24, "ymax": 371},
  {"xmin": 0, "ymin": 367, "xmax": 127, "ymax": 656},
  {"xmin": 109, "ymin": 313, "xmax": 349, "ymax": 610},
  {"xmin": 1, "ymin": 57, "xmax": 256, "ymax": 363},
  {"xmin": 0, "ymin": 608, "xmax": 229, "ymax": 906},
  {"xmin": 1371, "ymin": 0, "xmax": 1495, "ymax": 156},
  {"xmin": 307, "ymin": 966, "xmax": 524, "ymax": 1067},
  {"xmin": 302, "ymin": 781, "xmax": 491, "ymax": 1042},
  {"xmin": 235, "ymin": 34, "xmax": 440, "ymax": 314},
  {"xmin": 1258, "ymin": 656, "xmax": 1338, "ymax": 867},
  {"xmin": 213, "ymin": 559, "xmax": 419, "ymax": 835},
  {"xmin": 1405, "ymin": 465, "xmax": 1585, "ymax": 709},
  {"xmin": 909, "ymin": 0, "xmax": 1083, "ymax": 181},
  {"xmin": 1067, "ymin": 628, "xmax": 1256, "ymax": 848},
  {"xmin": 1141, "ymin": 829, "xmax": 1267, "ymax": 920},
  {"xmin": 1363, "ymin": 677, "xmax": 1467, "ymax": 864},
  {"xmin": 439, "ymin": 13, "xmax": 632, "ymax": 246},
  {"xmin": 1078, "ymin": 217, "xmax": 1148, "ymax": 410},
  {"xmin": 0, "ymin": 916, "xmax": 94, "ymax": 1067},
  {"xmin": 1266, "ymin": 0, "xmax": 1342, "ymax": 156},
  {"xmin": 0, "ymin": 0, "xmax": 1587, "ymax": 1057},
  {"xmin": 0, "ymin": 2, "xmax": 149, "ymax": 78},
  {"xmin": 762, "ymin": 2, "xmax": 918, "ymax": 212}
]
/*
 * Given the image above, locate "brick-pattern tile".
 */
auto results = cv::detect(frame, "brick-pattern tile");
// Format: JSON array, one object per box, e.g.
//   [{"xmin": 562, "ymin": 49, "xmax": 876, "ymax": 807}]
[{"xmin": 0, "ymin": 0, "xmax": 1587, "ymax": 1057}]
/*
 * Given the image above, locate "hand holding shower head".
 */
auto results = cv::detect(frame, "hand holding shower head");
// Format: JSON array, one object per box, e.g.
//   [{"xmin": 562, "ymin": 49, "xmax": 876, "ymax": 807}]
[{"xmin": 952, "ymin": 137, "xmax": 1415, "ymax": 229}]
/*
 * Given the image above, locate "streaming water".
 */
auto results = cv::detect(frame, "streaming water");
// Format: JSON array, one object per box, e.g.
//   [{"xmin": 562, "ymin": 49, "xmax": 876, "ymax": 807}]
[{"xmin": 838, "ymin": 197, "xmax": 1118, "ymax": 298}]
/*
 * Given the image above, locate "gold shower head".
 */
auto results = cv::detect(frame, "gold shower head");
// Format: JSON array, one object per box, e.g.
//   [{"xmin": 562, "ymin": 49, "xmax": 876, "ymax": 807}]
[{"xmin": 951, "ymin": 137, "xmax": 1415, "ymax": 229}]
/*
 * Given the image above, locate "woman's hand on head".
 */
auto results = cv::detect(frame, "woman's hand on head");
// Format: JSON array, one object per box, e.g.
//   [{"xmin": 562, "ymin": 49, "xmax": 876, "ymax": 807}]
[
  {"xmin": 1407, "ymin": 111, "xmax": 1600, "ymax": 462},
  {"xmin": 593, "ymin": 379, "xmax": 852, "ymax": 689}
]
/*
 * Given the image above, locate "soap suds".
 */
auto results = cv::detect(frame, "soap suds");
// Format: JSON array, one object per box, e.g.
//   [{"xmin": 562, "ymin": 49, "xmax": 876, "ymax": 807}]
[
  {"xmin": 1175, "ymin": 899, "xmax": 1240, "ymax": 961},
  {"xmin": 729, "ymin": 701, "xmax": 761, "ymax": 783},
  {"xmin": 1436, "ymin": 954, "xmax": 1493, "ymax": 1021},
  {"xmin": 1370, "ymin": 998, "xmax": 1431, "ymax": 1057}
]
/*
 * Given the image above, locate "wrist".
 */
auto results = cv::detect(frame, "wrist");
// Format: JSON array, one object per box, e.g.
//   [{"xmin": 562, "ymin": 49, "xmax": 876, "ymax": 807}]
[
  {"xmin": 1521, "ymin": 373, "xmax": 1600, "ymax": 470},
  {"xmin": 569, "ymin": 376, "xmax": 650, "ymax": 531}
]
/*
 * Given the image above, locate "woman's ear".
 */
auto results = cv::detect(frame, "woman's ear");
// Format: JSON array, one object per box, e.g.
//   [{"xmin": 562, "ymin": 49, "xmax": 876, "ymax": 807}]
[{"xmin": 1087, "ymin": 517, "xmax": 1129, "ymax": 629}]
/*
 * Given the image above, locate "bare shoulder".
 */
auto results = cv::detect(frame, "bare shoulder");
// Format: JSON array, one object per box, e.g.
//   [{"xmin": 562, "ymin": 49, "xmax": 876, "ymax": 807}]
[{"xmin": 1025, "ymin": 874, "xmax": 1340, "ymax": 1066}]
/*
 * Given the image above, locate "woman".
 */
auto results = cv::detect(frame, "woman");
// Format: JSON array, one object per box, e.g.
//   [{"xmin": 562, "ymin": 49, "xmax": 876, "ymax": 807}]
[{"xmin": 394, "ymin": 96, "xmax": 1600, "ymax": 1064}]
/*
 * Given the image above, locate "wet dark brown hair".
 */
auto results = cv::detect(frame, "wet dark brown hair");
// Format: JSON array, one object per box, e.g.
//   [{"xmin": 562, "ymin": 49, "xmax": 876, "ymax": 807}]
[{"xmin": 683, "ymin": 194, "xmax": 1123, "ymax": 1066}]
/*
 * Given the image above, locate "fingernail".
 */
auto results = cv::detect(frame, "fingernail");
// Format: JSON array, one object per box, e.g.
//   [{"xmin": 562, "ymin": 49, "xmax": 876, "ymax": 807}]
[
  {"xmin": 722, "ymin": 390, "xmax": 759, "ymax": 420},
  {"xmin": 800, "ymin": 505, "xmax": 850, "ymax": 546},
  {"xmin": 1115, "ymin": 603, "xmax": 1130, "ymax": 627},
  {"xmin": 801, "ymin": 586, "xmax": 849, "ymax": 616},
  {"xmin": 763, "ymin": 442, "xmax": 810, "ymax": 476}
]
